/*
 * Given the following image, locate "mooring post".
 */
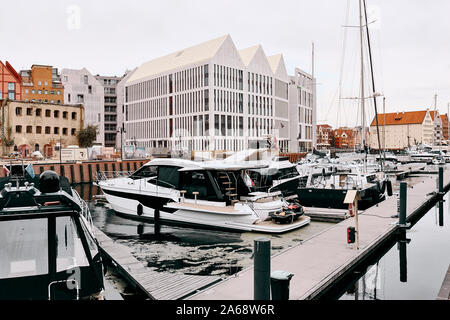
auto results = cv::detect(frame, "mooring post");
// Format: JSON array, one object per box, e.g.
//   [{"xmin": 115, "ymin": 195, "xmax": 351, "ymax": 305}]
[
  {"xmin": 399, "ymin": 182, "xmax": 407, "ymax": 227},
  {"xmin": 439, "ymin": 167, "xmax": 444, "ymax": 226},
  {"xmin": 254, "ymin": 238, "xmax": 271, "ymax": 300},
  {"xmin": 154, "ymin": 208, "xmax": 161, "ymax": 235}
]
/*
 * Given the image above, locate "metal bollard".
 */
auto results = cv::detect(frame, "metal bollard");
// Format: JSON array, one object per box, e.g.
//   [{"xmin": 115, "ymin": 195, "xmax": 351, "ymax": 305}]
[
  {"xmin": 398, "ymin": 229, "xmax": 408, "ymax": 283},
  {"xmin": 399, "ymin": 182, "xmax": 407, "ymax": 227},
  {"xmin": 270, "ymin": 270, "xmax": 294, "ymax": 300},
  {"xmin": 254, "ymin": 238, "xmax": 271, "ymax": 300},
  {"xmin": 154, "ymin": 208, "xmax": 161, "ymax": 235}
]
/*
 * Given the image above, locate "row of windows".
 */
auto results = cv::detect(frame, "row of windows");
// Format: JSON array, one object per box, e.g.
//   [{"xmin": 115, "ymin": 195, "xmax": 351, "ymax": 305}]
[
  {"xmin": 126, "ymin": 98, "xmax": 168, "ymax": 121},
  {"xmin": 247, "ymin": 72, "xmax": 272, "ymax": 95},
  {"xmin": 247, "ymin": 117, "xmax": 274, "ymax": 137},
  {"xmin": 125, "ymin": 119, "xmax": 168, "ymax": 140},
  {"xmin": 213, "ymin": 114, "xmax": 244, "ymax": 137},
  {"xmin": 105, "ymin": 96, "xmax": 117, "ymax": 104},
  {"xmin": 105, "ymin": 114, "xmax": 117, "ymax": 122},
  {"xmin": 105, "ymin": 124, "xmax": 117, "ymax": 131},
  {"xmin": 24, "ymin": 89, "xmax": 62, "ymax": 95},
  {"xmin": 105, "ymin": 106, "xmax": 117, "ymax": 113},
  {"xmin": 169, "ymin": 65, "xmax": 208, "ymax": 94},
  {"xmin": 25, "ymin": 99, "xmax": 61, "ymax": 104},
  {"xmin": 214, "ymin": 89, "xmax": 243, "ymax": 114},
  {"xmin": 298, "ymin": 88, "xmax": 313, "ymax": 108},
  {"xmin": 174, "ymin": 114, "xmax": 210, "ymax": 137},
  {"xmin": 247, "ymin": 94, "xmax": 273, "ymax": 117},
  {"xmin": 126, "ymin": 75, "xmax": 168, "ymax": 102},
  {"xmin": 15, "ymin": 107, "xmax": 77, "ymax": 119},
  {"xmin": 104, "ymin": 87, "xmax": 116, "ymax": 94},
  {"xmin": 299, "ymin": 107, "xmax": 313, "ymax": 125},
  {"xmin": 173, "ymin": 90, "xmax": 209, "ymax": 116},
  {"xmin": 214, "ymin": 65, "xmax": 243, "ymax": 90},
  {"xmin": 15, "ymin": 125, "xmax": 77, "ymax": 135}
]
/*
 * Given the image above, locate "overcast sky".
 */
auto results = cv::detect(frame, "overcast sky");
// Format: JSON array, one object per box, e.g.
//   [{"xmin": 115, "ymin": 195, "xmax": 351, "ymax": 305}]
[{"xmin": 1, "ymin": 0, "xmax": 449, "ymax": 128}]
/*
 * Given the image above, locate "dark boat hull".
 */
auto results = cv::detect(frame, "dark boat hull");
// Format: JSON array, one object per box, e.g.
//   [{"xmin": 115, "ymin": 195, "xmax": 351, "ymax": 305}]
[{"xmin": 296, "ymin": 185, "xmax": 385, "ymax": 210}]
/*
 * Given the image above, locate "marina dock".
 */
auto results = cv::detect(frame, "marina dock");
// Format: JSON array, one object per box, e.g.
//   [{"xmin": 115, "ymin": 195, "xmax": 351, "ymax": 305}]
[
  {"xmin": 437, "ymin": 265, "xmax": 450, "ymax": 300},
  {"xmin": 93, "ymin": 226, "xmax": 221, "ymax": 300},
  {"xmin": 188, "ymin": 169, "xmax": 450, "ymax": 300}
]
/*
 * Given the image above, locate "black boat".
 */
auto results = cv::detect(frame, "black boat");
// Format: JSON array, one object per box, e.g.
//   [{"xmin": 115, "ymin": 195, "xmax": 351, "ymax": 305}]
[
  {"xmin": 0, "ymin": 163, "xmax": 104, "ymax": 300},
  {"xmin": 296, "ymin": 169, "xmax": 391, "ymax": 210}
]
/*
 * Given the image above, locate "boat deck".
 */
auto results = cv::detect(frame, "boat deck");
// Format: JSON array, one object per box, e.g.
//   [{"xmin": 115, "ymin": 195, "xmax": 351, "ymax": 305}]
[
  {"xmin": 188, "ymin": 169, "xmax": 450, "ymax": 300},
  {"xmin": 165, "ymin": 202, "xmax": 239, "ymax": 214},
  {"xmin": 93, "ymin": 226, "xmax": 221, "ymax": 300}
]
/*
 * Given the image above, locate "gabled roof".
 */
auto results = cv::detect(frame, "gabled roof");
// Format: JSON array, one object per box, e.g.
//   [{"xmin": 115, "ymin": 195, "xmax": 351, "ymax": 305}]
[
  {"xmin": 267, "ymin": 54, "xmax": 283, "ymax": 73},
  {"xmin": 127, "ymin": 35, "xmax": 229, "ymax": 83},
  {"xmin": 238, "ymin": 45, "xmax": 260, "ymax": 66},
  {"xmin": 1, "ymin": 61, "xmax": 21, "ymax": 82},
  {"xmin": 370, "ymin": 110, "xmax": 431, "ymax": 126},
  {"xmin": 267, "ymin": 54, "xmax": 288, "ymax": 81}
]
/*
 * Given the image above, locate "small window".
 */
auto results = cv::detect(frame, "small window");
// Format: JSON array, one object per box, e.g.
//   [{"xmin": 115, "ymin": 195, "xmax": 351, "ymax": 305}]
[
  {"xmin": 36, "ymin": 108, "xmax": 42, "ymax": 116},
  {"xmin": 68, "ymin": 94, "xmax": 71, "ymax": 102},
  {"xmin": 15, "ymin": 107, "xmax": 22, "ymax": 116},
  {"xmin": 56, "ymin": 91, "xmax": 61, "ymax": 95},
  {"xmin": 36, "ymin": 126, "xmax": 42, "ymax": 134},
  {"xmin": 77, "ymin": 94, "xmax": 84, "ymax": 103},
  {"xmin": 15, "ymin": 125, "xmax": 22, "ymax": 133},
  {"xmin": 45, "ymin": 109, "xmax": 51, "ymax": 117},
  {"xmin": 26, "ymin": 126, "xmax": 32, "ymax": 133},
  {"xmin": 84, "ymin": 75, "xmax": 88, "ymax": 84},
  {"xmin": 72, "ymin": 112, "xmax": 77, "ymax": 120},
  {"xmin": 25, "ymin": 89, "xmax": 29, "ymax": 94},
  {"xmin": 71, "ymin": 128, "xmax": 76, "ymax": 136},
  {"xmin": 26, "ymin": 108, "xmax": 32, "ymax": 115},
  {"xmin": 44, "ymin": 90, "xmax": 48, "ymax": 95},
  {"xmin": 45, "ymin": 126, "xmax": 51, "ymax": 134},
  {"xmin": 38, "ymin": 81, "xmax": 42, "ymax": 85},
  {"xmin": 54, "ymin": 110, "xmax": 59, "ymax": 118},
  {"xmin": 38, "ymin": 90, "xmax": 42, "ymax": 94},
  {"xmin": 54, "ymin": 127, "xmax": 59, "ymax": 134},
  {"xmin": 88, "ymin": 85, "xmax": 92, "ymax": 94},
  {"xmin": 31, "ymin": 90, "xmax": 35, "ymax": 94},
  {"xmin": 63, "ymin": 111, "xmax": 68, "ymax": 119},
  {"xmin": 63, "ymin": 128, "xmax": 68, "ymax": 136},
  {"xmin": 50, "ymin": 90, "xmax": 55, "ymax": 95}
]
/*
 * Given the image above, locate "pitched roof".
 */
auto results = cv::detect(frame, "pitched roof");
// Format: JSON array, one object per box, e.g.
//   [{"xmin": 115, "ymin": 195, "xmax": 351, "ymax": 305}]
[
  {"xmin": 238, "ymin": 45, "xmax": 260, "ymax": 66},
  {"xmin": 370, "ymin": 110, "xmax": 430, "ymax": 126},
  {"xmin": 267, "ymin": 54, "xmax": 283, "ymax": 73},
  {"xmin": 127, "ymin": 35, "xmax": 229, "ymax": 83}
]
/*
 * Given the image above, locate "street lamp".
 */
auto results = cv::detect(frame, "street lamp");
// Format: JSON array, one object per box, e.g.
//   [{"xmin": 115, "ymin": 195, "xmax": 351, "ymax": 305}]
[{"xmin": 117, "ymin": 127, "xmax": 126, "ymax": 160}]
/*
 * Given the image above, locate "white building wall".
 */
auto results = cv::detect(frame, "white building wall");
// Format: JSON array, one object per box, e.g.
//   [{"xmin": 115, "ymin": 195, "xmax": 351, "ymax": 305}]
[{"xmin": 61, "ymin": 68, "xmax": 105, "ymax": 145}]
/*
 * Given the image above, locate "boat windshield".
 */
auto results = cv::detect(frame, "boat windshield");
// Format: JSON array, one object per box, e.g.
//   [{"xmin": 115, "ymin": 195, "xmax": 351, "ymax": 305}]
[
  {"xmin": 0, "ymin": 218, "xmax": 48, "ymax": 279},
  {"xmin": 130, "ymin": 165, "xmax": 157, "ymax": 179},
  {"xmin": 0, "ymin": 215, "xmax": 93, "ymax": 280}
]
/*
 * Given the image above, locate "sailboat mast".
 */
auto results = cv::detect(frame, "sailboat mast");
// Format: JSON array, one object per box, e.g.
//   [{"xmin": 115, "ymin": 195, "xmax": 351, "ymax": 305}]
[{"xmin": 359, "ymin": 0, "xmax": 366, "ymax": 150}]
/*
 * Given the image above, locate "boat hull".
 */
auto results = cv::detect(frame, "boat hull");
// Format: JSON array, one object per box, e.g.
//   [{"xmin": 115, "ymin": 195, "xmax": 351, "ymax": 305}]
[
  {"xmin": 101, "ymin": 187, "xmax": 310, "ymax": 234},
  {"xmin": 296, "ymin": 185, "xmax": 385, "ymax": 210}
]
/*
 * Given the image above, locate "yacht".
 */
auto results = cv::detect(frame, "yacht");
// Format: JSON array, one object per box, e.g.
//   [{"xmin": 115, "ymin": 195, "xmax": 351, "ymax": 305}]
[
  {"xmin": 296, "ymin": 166, "xmax": 391, "ymax": 210},
  {"xmin": 96, "ymin": 158, "xmax": 310, "ymax": 233},
  {"xmin": 0, "ymin": 164, "xmax": 104, "ymax": 300}
]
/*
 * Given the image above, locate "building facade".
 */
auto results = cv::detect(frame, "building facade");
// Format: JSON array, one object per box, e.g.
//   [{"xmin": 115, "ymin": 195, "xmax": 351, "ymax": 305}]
[
  {"xmin": 288, "ymin": 68, "xmax": 316, "ymax": 152},
  {"xmin": 0, "ymin": 61, "xmax": 22, "ymax": 101},
  {"xmin": 123, "ymin": 35, "xmax": 313, "ymax": 155},
  {"xmin": 0, "ymin": 100, "xmax": 84, "ymax": 157},
  {"xmin": 20, "ymin": 65, "xmax": 64, "ymax": 104},
  {"xmin": 94, "ymin": 74, "xmax": 125, "ymax": 148},
  {"xmin": 61, "ymin": 68, "xmax": 105, "ymax": 145},
  {"xmin": 116, "ymin": 69, "xmax": 137, "ymax": 151},
  {"xmin": 333, "ymin": 127, "xmax": 356, "ymax": 149},
  {"xmin": 369, "ymin": 110, "xmax": 435, "ymax": 150},
  {"xmin": 316, "ymin": 124, "xmax": 333, "ymax": 149}
]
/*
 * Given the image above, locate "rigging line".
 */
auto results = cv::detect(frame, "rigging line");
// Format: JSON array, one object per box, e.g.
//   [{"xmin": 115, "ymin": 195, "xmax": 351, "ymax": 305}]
[{"xmin": 363, "ymin": 0, "xmax": 383, "ymax": 169}]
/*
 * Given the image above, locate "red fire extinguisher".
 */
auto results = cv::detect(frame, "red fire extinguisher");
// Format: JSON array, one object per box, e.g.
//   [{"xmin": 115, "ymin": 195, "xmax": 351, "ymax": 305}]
[{"xmin": 348, "ymin": 203, "xmax": 354, "ymax": 217}]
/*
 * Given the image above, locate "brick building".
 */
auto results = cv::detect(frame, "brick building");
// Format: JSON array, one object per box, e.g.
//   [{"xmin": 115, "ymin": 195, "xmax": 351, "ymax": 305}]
[
  {"xmin": 20, "ymin": 65, "xmax": 64, "ymax": 104},
  {"xmin": 0, "ymin": 61, "xmax": 22, "ymax": 100}
]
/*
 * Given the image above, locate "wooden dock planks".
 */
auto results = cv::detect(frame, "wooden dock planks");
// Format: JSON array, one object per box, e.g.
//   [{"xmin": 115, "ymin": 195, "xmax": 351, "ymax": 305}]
[
  {"xmin": 188, "ymin": 170, "xmax": 450, "ymax": 300},
  {"xmin": 93, "ymin": 226, "xmax": 221, "ymax": 300},
  {"xmin": 437, "ymin": 265, "xmax": 450, "ymax": 300}
]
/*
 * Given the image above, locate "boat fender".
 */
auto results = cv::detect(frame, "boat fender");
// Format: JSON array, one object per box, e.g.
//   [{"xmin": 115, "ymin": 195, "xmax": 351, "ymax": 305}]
[
  {"xmin": 386, "ymin": 180, "xmax": 393, "ymax": 196},
  {"xmin": 137, "ymin": 203, "xmax": 143, "ymax": 216}
]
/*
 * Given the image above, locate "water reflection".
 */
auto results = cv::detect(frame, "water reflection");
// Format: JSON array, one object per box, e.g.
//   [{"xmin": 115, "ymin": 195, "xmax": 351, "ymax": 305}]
[{"xmin": 340, "ymin": 192, "xmax": 450, "ymax": 300}]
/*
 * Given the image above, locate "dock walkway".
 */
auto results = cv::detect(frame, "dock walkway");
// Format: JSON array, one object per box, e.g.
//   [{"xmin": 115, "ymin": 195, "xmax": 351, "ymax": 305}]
[
  {"xmin": 94, "ymin": 227, "xmax": 221, "ymax": 300},
  {"xmin": 437, "ymin": 265, "xmax": 450, "ymax": 300},
  {"xmin": 189, "ymin": 170, "xmax": 449, "ymax": 300}
]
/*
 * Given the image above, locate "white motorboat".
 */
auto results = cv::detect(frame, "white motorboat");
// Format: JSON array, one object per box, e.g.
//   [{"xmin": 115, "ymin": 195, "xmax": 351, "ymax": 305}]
[{"xmin": 96, "ymin": 158, "xmax": 310, "ymax": 234}]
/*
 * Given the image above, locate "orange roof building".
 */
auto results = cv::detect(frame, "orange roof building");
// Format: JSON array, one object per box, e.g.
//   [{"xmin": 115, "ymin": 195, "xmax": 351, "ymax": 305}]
[
  {"xmin": 0, "ymin": 61, "xmax": 22, "ymax": 101},
  {"xmin": 369, "ymin": 109, "xmax": 436, "ymax": 150}
]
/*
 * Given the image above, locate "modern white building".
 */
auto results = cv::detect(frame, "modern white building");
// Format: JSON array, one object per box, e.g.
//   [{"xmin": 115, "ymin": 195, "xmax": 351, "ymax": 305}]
[
  {"xmin": 116, "ymin": 68, "xmax": 137, "ymax": 150},
  {"xmin": 61, "ymin": 68, "xmax": 105, "ymax": 145},
  {"xmin": 123, "ymin": 35, "xmax": 315, "ymax": 155},
  {"xmin": 288, "ymin": 68, "xmax": 316, "ymax": 152}
]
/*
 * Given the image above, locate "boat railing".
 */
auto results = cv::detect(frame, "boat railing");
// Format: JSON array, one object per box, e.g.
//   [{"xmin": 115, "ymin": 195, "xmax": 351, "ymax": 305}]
[
  {"xmin": 96, "ymin": 171, "xmax": 133, "ymax": 181},
  {"xmin": 72, "ymin": 189, "xmax": 94, "ymax": 229}
]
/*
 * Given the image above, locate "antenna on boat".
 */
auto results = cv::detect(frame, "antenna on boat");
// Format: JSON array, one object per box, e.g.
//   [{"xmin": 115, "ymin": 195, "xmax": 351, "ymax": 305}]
[{"xmin": 358, "ymin": 0, "xmax": 367, "ymax": 173}]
